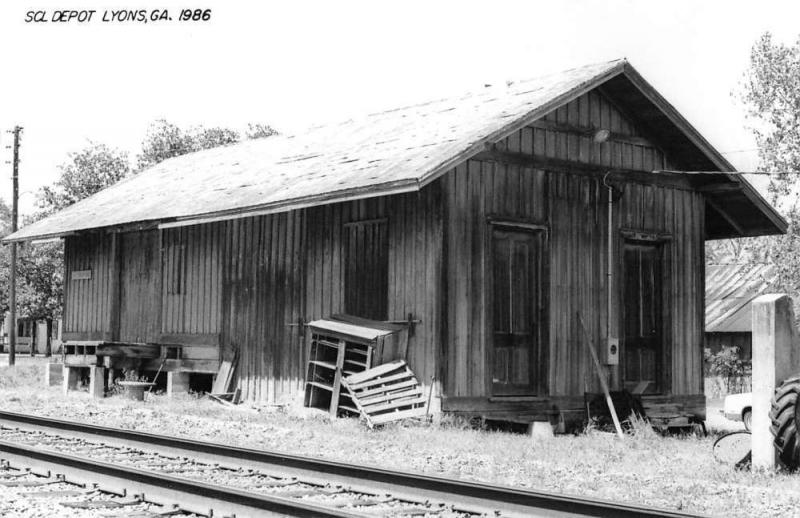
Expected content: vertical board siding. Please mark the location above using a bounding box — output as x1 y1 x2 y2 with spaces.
303 186 443 400
443 89 705 399
59 86 705 406
161 223 223 336
64 234 114 337
118 231 161 343
222 211 307 403
444 162 548 397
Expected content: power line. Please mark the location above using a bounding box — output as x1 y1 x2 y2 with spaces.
654 169 800 176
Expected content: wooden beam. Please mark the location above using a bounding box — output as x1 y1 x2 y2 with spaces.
140 358 221 373
528 120 653 147
473 149 694 190
63 331 112 341
108 233 121 341
706 197 746 237
160 333 220 346
697 183 743 193
96 343 161 359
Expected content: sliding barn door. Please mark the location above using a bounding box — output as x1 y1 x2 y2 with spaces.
491 227 546 395
118 231 161 343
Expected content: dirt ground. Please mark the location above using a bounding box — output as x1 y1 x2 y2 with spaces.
0 359 798 518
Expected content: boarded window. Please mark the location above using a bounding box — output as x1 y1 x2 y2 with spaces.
162 228 186 295
344 219 389 321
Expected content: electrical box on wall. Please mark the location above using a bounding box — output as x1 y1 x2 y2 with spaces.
606 337 619 365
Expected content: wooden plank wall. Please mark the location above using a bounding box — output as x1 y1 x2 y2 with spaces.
443 88 705 399
221 212 305 402
161 223 223 337
443 161 547 397
304 186 443 399
118 230 162 343
63 233 114 339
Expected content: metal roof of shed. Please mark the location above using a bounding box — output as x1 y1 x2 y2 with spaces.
705 263 776 333
3 59 786 242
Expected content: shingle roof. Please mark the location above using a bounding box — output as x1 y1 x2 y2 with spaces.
705 263 776 333
3 59 785 242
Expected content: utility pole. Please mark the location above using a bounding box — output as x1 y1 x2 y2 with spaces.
7 126 22 366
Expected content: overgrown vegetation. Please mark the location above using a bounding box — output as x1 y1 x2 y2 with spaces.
704 346 750 394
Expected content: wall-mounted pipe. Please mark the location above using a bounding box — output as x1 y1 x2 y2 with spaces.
602 171 619 369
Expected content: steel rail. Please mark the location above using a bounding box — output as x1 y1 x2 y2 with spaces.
0 410 704 518
0 439 363 518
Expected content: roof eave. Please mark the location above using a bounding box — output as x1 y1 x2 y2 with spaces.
619 62 787 237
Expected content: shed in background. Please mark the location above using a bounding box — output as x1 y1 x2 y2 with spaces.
705 263 776 360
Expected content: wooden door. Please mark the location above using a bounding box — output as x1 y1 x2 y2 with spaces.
491 228 546 395
622 242 663 394
118 231 161 343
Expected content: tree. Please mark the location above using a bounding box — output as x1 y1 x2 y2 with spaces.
245 123 279 140
136 119 278 170
741 32 800 199
9 143 131 322
707 33 800 311
38 143 131 216
0 198 13 313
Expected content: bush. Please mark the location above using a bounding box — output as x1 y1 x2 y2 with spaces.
704 346 749 393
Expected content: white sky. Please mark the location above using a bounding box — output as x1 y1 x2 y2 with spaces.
1 0 799 215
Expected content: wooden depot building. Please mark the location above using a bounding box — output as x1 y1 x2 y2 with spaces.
3 60 786 425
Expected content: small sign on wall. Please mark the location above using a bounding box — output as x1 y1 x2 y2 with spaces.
72 270 92 281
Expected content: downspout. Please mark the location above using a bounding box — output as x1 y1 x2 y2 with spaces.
602 171 620 385
603 171 613 349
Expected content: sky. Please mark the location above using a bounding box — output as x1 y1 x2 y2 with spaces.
1 0 799 215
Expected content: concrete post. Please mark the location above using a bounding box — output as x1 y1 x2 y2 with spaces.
167 372 191 397
62 366 79 395
751 294 800 469
43 363 63 387
89 366 106 399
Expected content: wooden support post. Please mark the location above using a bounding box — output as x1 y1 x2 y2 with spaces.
62 366 79 395
43 363 63 387
751 294 800 469
329 339 346 416
89 366 106 399
167 372 191 397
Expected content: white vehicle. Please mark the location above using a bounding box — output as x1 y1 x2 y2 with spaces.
722 392 752 430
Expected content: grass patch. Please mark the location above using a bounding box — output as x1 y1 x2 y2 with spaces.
0 363 798 517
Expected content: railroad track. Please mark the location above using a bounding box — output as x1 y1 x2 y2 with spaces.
0 410 704 518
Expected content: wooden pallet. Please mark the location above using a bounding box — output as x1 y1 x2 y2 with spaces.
341 360 427 427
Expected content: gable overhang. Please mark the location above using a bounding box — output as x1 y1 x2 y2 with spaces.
419 62 786 240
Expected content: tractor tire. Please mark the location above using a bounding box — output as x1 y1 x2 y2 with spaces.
769 375 800 470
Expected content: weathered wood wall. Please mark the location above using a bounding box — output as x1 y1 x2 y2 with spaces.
118 231 161 343
63 233 114 340
221 212 306 401
442 89 705 400
161 223 224 339
303 187 443 400
60 86 706 411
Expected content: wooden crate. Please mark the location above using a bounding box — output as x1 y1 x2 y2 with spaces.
341 360 428 427
304 323 375 416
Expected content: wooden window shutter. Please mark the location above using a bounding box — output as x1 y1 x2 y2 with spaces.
344 219 389 321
